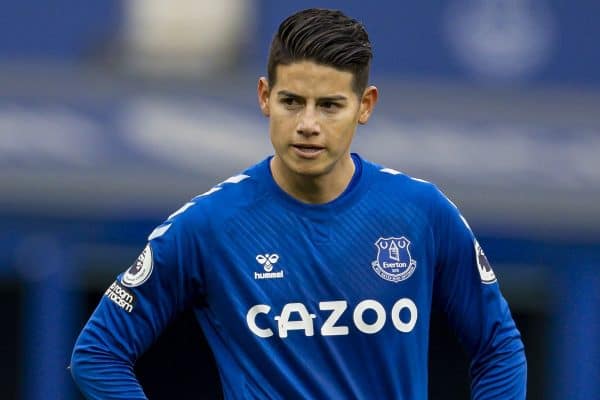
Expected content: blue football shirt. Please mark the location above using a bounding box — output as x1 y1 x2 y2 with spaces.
71 154 526 399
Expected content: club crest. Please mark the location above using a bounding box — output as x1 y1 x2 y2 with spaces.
371 237 417 283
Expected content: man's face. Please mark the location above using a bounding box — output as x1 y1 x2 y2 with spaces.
258 61 376 179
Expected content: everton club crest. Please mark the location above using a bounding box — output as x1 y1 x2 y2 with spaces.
371 237 417 283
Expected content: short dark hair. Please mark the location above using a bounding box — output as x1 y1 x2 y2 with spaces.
267 8 372 96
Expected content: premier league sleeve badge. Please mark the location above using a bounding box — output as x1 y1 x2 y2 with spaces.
121 244 154 287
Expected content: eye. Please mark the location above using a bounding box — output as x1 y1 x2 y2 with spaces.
320 101 341 111
280 97 300 107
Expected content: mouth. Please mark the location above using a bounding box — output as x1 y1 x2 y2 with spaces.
291 144 325 159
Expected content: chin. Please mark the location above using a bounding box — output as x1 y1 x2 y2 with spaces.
294 161 335 178
281 157 326 177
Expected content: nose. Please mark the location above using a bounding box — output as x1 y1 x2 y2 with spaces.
297 105 320 137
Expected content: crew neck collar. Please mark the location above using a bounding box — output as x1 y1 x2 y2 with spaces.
257 153 372 217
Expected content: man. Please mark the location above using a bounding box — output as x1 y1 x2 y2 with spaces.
71 8 526 399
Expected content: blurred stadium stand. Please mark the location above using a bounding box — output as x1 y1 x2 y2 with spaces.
1 1 599 399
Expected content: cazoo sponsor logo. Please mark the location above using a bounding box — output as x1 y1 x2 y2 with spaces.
246 298 417 338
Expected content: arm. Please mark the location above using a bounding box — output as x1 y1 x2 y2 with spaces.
432 192 526 399
71 214 204 399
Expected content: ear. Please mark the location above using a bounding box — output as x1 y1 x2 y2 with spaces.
257 77 271 117
358 85 378 125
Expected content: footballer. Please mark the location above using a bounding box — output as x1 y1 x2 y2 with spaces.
71 8 526 399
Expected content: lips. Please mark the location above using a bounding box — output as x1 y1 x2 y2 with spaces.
293 144 324 151
291 144 325 158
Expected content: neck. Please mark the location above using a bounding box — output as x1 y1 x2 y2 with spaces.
270 155 356 204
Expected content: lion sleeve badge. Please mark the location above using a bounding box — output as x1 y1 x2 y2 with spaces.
475 240 497 284
121 244 154 287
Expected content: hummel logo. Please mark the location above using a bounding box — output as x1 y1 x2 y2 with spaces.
256 254 279 272
255 253 284 280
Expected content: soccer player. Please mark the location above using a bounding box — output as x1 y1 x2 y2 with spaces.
71 8 526 399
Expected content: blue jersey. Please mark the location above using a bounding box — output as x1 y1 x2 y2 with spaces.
71 154 526 399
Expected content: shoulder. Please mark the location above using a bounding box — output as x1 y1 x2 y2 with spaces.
190 171 261 215
147 160 268 241
362 157 449 209
366 160 471 234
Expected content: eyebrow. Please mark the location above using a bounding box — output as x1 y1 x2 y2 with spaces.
276 90 348 102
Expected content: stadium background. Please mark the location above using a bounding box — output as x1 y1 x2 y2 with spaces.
1 1 599 399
